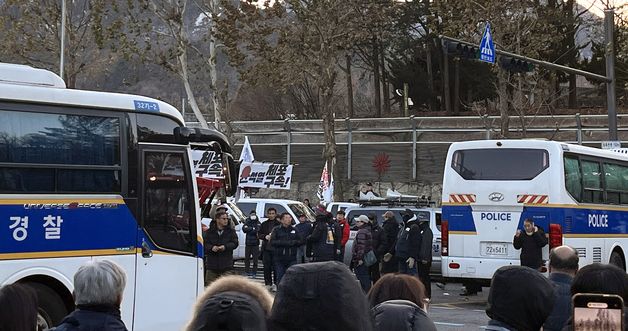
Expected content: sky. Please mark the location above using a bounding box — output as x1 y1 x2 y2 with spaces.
577 0 627 18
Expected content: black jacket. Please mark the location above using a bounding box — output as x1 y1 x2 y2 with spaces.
543 273 574 331
351 224 373 265
258 218 280 251
394 220 421 260
512 228 548 269
372 300 436 331
204 225 238 270
270 225 302 262
418 222 433 263
371 224 388 259
51 305 127 331
242 217 261 246
308 220 341 262
382 217 400 254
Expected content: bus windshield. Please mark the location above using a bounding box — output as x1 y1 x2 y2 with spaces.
451 148 549 180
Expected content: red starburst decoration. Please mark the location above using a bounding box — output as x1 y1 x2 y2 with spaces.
372 153 391 176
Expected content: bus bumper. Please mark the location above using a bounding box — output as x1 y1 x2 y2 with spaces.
441 256 520 280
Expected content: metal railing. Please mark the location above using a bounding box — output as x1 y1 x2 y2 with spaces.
188 113 627 181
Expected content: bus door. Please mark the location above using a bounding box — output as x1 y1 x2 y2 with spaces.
133 146 200 331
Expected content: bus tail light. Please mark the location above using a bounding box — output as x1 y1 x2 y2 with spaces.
449 263 460 269
549 223 562 248
441 220 449 256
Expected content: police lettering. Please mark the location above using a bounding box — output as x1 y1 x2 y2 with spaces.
480 212 511 221
588 214 608 228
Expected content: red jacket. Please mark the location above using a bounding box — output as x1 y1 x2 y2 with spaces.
338 218 350 247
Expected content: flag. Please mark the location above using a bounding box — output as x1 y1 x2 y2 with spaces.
240 136 254 163
317 161 334 204
235 136 254 200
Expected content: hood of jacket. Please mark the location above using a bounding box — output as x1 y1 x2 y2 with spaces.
486 266 555 331
372 300 436 331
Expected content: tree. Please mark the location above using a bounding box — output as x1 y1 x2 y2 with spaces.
218 0 373 199
0 0 112 88
110 0 213 129
433 0 566 136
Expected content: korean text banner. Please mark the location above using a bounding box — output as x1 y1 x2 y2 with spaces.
192 150 224 179
238 162 292 190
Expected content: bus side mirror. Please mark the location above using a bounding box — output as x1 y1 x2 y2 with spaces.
222 153 240 196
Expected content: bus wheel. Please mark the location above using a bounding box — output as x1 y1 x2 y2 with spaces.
24 282 68 329
610 251 625 271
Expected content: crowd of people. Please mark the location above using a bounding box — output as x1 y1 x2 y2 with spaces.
2 252 627 331
206 204 435 295
3 206 628 330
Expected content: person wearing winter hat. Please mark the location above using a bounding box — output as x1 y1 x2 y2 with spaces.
485 265 556 331
394 210 422 276
269 261 373 331
352 215 374 292
185 275 273 331
307 213 341 262
242 210 262 278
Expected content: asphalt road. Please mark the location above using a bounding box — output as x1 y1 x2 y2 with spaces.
233 261 489 330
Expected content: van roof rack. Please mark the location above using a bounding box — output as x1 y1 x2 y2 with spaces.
358 196 435 208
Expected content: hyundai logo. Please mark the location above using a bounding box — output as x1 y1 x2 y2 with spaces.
489 192 504 202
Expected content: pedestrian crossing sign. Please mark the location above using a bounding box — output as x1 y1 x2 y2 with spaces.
479 22 495 64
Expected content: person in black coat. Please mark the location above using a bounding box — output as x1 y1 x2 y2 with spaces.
394 211 422 276
204 211 239 285
242 211 262 278
417 216 434 298
271 213 302 283
381 211 400 274
295 214 313 263
512 218 548 270
543 246 579 331
369 213 387 283
52 260 128 331
258 208 280 289
307 213 341 262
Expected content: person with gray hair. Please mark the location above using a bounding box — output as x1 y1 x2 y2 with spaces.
52 259 128 331
543 245 579 331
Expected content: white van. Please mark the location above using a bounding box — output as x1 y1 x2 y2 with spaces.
236 198 317 222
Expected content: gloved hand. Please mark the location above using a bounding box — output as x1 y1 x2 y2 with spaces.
383 253 393 262
406 257 415 269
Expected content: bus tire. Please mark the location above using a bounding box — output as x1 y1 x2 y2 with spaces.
610 251 625 271
24 282 68 329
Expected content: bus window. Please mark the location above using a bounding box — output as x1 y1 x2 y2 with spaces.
143 151 195 254
582 160 603 204
564 156 582 202
451 149 548 180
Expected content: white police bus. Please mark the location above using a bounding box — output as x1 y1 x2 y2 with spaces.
441 139 628 285
0 63 237 330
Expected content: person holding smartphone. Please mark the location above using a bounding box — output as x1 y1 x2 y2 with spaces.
512 218 548 270
567 263 628 331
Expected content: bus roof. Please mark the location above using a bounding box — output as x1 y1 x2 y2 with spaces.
449 139 628 162
0 63 184 124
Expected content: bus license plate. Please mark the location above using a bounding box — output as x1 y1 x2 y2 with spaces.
482 242 508 256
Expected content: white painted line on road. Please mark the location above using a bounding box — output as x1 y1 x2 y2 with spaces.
472 309 485 312
430 306 460 310
434 322 465 327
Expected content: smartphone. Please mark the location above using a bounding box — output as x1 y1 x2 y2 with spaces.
573 293 624 331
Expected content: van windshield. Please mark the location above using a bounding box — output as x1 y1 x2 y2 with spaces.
451 148 549 180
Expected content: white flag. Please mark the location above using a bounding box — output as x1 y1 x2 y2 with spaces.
317 162 334 204
240 136 255 162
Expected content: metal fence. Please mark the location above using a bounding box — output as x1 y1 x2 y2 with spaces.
189 113 628 185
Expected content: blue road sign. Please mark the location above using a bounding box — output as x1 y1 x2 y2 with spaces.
479 22 495 64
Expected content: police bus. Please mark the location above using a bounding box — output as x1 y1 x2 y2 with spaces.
0 63 237 330
441 139 628 285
